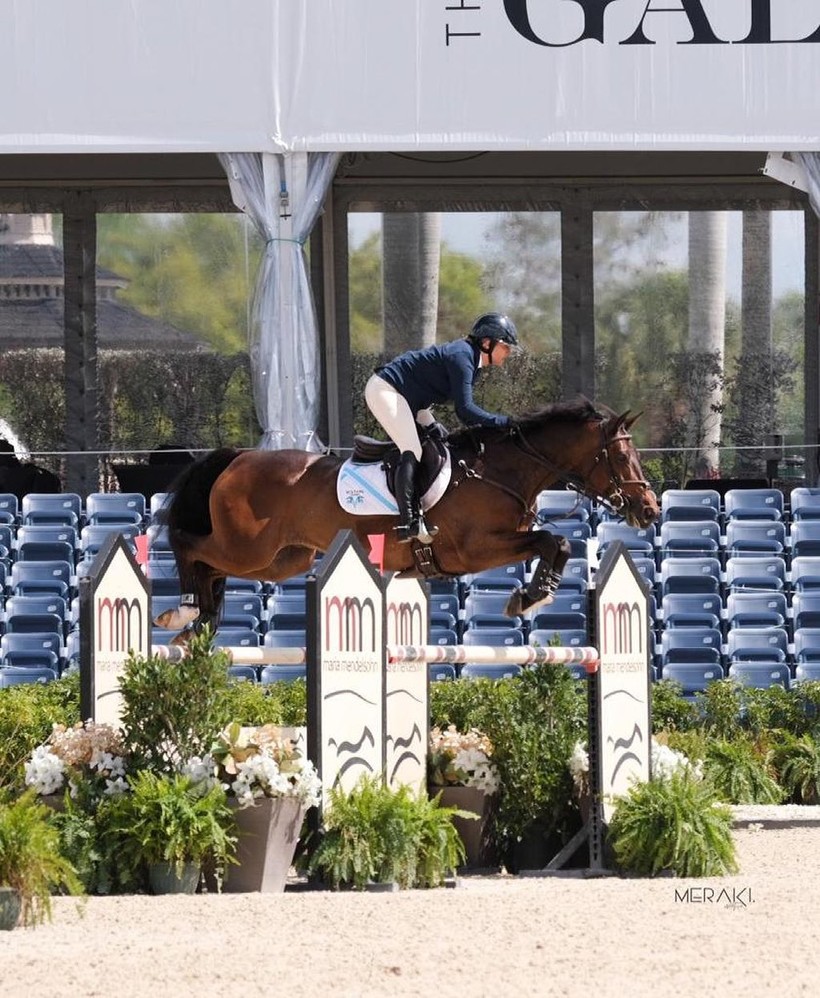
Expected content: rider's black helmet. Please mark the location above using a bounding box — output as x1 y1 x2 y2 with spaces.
469 312 519 347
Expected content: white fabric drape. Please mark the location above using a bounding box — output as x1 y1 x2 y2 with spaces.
794 153 820 219
218 151 339 451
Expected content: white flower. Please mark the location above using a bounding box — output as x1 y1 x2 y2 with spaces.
651 739 701 780
180 754 220 793
24 745 66 795
104 776 129 796
568 741 589 780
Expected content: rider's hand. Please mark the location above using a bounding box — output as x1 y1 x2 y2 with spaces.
427 421 449 443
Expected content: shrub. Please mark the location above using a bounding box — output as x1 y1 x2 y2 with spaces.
307 775 465 890
698 679 744 741
703 738 784 804
0 674 79 794
220 674 306 726
651 679 699 732
118 629 231 773
608 770 738 878
767 733 820 804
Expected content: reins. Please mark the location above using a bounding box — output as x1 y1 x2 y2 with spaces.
453 418 647 522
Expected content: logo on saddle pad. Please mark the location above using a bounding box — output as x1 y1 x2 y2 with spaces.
336 443 451 517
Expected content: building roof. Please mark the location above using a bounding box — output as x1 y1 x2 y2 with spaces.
0 243 122 284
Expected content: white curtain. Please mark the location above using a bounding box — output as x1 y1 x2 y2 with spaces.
794 153 820 219
218 151 339 451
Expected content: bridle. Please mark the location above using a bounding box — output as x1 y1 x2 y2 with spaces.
510 419 651 518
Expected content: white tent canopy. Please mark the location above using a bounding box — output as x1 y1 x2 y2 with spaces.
3 0 820 154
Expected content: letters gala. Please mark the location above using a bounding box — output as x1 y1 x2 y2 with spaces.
387 600 424 645
325 595 377 653
97 597 144 653
503 0 820 47
602 601 643 655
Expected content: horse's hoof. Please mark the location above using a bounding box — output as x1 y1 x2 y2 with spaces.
153 605 200 630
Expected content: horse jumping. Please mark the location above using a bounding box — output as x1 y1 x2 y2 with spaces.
154 399 659 641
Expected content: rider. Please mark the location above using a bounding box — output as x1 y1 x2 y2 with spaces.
365 312 519 544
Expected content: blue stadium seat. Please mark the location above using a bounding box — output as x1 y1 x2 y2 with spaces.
21 493 83 527
0 648 60 672
429 628 458 646
530 611 587 633
149 493 170 519
662 593 722 630
791 523 820 560
529 628 588 648
428 663 457 682
225 577 265 595
463 592 521 629
429 593 459 620
79 524 140 561
266 594 307 631
462 562 526 593
793 628 820 664
789 557 820 593
85 492 146 526
223 593 265 621
556 522 593 559
260 664 306 685
725 592 787 630
660 627 723 665
724 556 786 593
725 520 786 559
728 662 790 690
430 611 458 632
724 488 784 522
794 662 820 684
789 488 820 522
1 632 62 660
536 490 591 524
462 627 524 647
0 666 59 687
0 494 19 524
146 524 174 560
659 520 721 559
792 593 820 631
556 558 589 594
227 665 258 683
15 525 78 563
595 521 656 559
661 662 725 697
660 557 721 598
263 629 306 649
8 560 73 598
725 626 788 663
147 561 180 597
661 489 721 523
212 627 260 649
460 663 523 681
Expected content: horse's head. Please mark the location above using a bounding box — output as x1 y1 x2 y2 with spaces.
572 410 658 528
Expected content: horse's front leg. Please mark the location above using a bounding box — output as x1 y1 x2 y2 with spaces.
504 531 571 618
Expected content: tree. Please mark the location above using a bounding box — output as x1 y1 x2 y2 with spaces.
382 213 441 354
687 212 728 476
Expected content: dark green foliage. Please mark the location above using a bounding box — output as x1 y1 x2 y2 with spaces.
0 674 80 794
608 770 738 878
307 775 465 890
220 675 307 726
118 628 232 773
651 679 699 733
767 733 820 804
703 738 784 805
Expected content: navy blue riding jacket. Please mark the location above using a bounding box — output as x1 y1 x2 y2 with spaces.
375 339 511 429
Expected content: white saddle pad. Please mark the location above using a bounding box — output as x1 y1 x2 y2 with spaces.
336 453 451 517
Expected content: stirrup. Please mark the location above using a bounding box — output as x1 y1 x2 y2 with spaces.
395 518 439 545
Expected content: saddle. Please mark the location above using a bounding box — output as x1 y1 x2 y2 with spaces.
350 433 448 499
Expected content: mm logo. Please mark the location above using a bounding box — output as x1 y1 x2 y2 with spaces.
325 596 377 652
97 597 145 653
387 600 424 645
601 601 644 655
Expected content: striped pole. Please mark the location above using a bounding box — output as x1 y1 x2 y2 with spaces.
151 643 598 672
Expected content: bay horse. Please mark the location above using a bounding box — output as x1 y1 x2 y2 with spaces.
154 399 659 641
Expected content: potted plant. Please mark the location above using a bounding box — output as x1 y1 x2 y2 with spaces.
307 774 466 890
23 720 129 804
0 790 82 929
203 722 322 892
428 724 500 868
107 771 236 894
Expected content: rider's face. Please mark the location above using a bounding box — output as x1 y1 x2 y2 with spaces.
482 339 513 366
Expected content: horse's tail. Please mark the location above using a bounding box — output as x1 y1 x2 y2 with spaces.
157 447 241 594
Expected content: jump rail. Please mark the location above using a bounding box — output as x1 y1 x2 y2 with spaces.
150 643 599 672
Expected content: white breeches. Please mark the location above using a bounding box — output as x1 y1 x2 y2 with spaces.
365 374 433 461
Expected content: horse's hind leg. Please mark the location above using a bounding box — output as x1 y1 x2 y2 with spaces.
504 531 571 617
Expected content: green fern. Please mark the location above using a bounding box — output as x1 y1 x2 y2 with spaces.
608 770 737 878
704 738 784 804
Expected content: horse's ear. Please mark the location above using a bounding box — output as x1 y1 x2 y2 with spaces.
619 410 643 431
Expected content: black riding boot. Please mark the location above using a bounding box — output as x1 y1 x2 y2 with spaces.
394 450 438 544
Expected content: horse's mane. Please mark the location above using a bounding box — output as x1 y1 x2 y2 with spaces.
448 397 613 447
